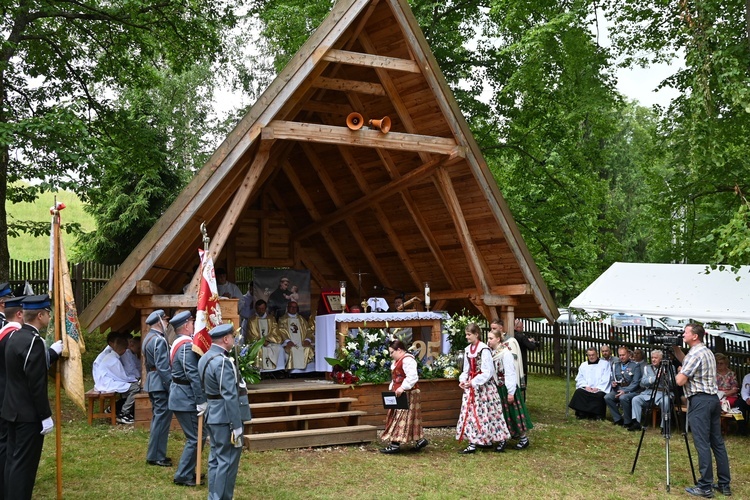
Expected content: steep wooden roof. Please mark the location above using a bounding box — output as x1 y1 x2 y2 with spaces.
80 0 558 333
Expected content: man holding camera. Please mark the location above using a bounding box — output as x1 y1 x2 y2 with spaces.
673 323 731 498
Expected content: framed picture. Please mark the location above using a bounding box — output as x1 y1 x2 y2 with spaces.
321 291 348 313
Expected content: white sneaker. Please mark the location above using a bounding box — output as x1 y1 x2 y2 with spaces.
117 414 134 425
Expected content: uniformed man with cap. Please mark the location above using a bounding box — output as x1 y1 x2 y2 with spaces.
0 294 25 499
0 283 13 329
1 294 63 499
167 310 206 487
198 324 243 500
143 309 173 467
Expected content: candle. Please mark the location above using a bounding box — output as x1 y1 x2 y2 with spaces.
424 282 430 310
340 281 347 311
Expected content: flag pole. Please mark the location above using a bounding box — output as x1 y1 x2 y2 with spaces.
52 199 63 499
195 222 210 486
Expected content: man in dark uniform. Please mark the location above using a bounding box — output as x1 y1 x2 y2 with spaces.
199 324 243 500
1 294 62 500
167 311 206 487
143 309 173 467
0 295 25 499
0 283 12 328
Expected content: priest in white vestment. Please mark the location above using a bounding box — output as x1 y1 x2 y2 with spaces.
93 334 141 421
278 301 315 371
568 347 612 420
247 299 288 371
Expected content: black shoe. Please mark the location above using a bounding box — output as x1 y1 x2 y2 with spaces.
174 479 196 487
612 419 624 426
627 422 642 432
379 444 400 454
459 444 476 454
147 460 172 467
514 437 529 450
712 484 732 496
495 441 507 452
685 486 715 498
415 438 428 451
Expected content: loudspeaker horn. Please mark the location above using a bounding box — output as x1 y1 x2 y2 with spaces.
346 112 364 130
369 116 391 134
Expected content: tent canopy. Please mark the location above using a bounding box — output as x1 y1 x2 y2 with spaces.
569 262 750 322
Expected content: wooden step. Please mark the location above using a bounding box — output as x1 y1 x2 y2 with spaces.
249 397 357 410
244 424 377 451
249 410 365 425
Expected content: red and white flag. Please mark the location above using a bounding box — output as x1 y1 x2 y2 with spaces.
192 249 221 356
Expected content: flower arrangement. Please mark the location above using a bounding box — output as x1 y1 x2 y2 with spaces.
417 353 460 380
442 310 484 354
326 327 393 384
232 338 265 385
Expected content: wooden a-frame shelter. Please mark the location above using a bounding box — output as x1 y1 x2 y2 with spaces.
80 0 559 334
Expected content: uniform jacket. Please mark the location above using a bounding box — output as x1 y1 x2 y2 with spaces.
1 324 58 422
612 359 642 394
168 336 206 412
198 344 242 429
143 327 171 393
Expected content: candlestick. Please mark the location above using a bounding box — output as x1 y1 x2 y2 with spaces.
340 281 347 311
424 282 430 312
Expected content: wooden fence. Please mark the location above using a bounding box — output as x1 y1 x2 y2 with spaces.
7 259 118 313
518 320 750 381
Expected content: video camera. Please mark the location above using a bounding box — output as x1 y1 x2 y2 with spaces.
648 328 682 347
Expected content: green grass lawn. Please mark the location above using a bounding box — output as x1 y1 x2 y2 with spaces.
36 374 749 499
6 186 95 261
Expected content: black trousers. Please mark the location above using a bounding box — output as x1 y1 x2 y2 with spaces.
4 421 44 500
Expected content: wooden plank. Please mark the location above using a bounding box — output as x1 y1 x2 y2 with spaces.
135 280 166 295
313 76 386 96
323 49 420 73
250 410 366 425
430 284 530 300
245 425 377 452
249 397 357 410
262 121 464 157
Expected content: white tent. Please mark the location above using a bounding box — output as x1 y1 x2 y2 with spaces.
569 262 750 322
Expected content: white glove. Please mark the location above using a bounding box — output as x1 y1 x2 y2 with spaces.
232 427 243 448
196 402 207 416
50 340 63 355
41 417 54 435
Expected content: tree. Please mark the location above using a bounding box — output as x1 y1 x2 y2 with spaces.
0 0 241 280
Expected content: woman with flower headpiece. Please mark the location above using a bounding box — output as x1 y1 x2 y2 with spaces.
379 339 428 454
455 323 510 454
487 328 533 450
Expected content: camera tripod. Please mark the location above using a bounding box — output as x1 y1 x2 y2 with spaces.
631 354 696 492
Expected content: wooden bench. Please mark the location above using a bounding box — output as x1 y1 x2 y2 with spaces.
85 389 117 425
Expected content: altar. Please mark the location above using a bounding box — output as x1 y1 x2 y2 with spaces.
314 311 447 372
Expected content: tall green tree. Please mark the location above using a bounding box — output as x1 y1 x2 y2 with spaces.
0 0 240 279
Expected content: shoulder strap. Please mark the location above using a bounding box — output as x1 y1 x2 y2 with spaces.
201 352 225 393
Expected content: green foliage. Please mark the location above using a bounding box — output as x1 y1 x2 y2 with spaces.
233 338 266 385
442 310 484 353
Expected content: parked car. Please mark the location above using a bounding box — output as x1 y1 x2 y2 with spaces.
610 313 670 331
659 317 690 332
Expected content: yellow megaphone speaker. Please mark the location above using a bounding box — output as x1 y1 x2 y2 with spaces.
346 112 364 130
369 116 391 134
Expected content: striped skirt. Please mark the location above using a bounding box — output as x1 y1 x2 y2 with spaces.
381 388 424 444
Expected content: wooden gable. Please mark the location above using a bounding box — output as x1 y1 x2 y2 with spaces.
80 0 558 333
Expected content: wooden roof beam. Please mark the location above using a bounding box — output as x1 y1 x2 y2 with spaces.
294 154 453 241
312 76 386 96
262 121 465 157
430 284 531 300
322 49 421 73
433 167 491 294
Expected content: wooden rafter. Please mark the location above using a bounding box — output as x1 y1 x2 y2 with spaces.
322 49 420 73
312 76 386 96
294 154 452 241
430 284 531 300
262 121 464 157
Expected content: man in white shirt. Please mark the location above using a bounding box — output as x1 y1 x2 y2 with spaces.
216 268 242 299
568 347 611 420
93 332 140 424
120 333 142 382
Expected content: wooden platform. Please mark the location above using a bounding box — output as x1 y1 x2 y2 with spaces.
134 377 462 451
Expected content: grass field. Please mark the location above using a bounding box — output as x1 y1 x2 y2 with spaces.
35 374 749 499
6 185 95 261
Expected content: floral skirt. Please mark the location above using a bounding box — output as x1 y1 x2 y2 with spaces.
381 389 424 444
455 382 510 445
498 383 533 437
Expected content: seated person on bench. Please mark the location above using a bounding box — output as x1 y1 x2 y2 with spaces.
247 299 288 372
93 332 140 424
277 301 315 372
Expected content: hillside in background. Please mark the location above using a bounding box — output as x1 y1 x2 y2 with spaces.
6 186 95 262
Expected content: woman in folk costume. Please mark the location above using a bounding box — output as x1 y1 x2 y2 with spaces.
455 323 510 454
487 329 533 451
379 339 428 454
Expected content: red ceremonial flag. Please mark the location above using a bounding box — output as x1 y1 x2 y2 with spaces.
193 249 221 356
